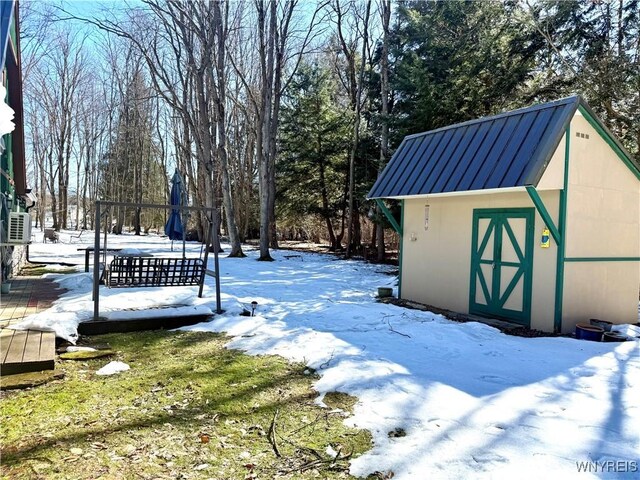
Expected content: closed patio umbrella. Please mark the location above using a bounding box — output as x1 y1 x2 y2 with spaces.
165 169 185 255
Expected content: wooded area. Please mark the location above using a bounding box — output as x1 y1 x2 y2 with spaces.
21 0 640 262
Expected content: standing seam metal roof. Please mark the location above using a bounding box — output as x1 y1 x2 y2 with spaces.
369 96 588 199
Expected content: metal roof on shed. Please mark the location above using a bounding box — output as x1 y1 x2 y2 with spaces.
368 96 604 199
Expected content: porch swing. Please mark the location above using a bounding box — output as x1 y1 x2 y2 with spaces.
91 198 223 322
105 209 210 289
105 234 209 288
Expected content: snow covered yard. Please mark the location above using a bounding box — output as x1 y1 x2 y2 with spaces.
21 232 640 479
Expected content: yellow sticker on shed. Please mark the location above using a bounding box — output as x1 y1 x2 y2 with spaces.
541 228 550 248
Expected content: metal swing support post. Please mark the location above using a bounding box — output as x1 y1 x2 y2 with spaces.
92 200 223 321
199 211 221 314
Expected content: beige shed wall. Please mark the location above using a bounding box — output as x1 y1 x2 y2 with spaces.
560 114 640 329
401 190 559 332
536 136 565 190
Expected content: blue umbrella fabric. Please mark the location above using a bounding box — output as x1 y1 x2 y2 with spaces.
165 169 185 241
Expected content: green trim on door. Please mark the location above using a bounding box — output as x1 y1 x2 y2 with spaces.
469 208 535 326
525 186 560 245
373 198 404 298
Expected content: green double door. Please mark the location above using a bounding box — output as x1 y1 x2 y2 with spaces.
469 208 534 326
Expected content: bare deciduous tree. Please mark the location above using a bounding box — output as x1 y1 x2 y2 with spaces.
332 0 372 258
69 1 245 255
376 0 390 262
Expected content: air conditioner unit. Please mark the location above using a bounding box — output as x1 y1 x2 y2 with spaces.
8 212 32 244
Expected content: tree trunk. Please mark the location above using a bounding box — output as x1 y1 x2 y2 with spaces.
213 0 245 258
257 0 277 261
343 0 371 258
377 0 391 262
318 152 337 250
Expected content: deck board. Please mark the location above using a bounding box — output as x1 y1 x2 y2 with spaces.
39 332 55 361
23 330 42 362
0 329 55 376
0 329 13 363
4 330 28 364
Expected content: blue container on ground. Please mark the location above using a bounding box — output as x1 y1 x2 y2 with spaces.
575 323 604 341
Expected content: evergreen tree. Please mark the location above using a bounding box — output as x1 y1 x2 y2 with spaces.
99 69 165 234
277 62 351 250
391 0 543 139
527 0 640 161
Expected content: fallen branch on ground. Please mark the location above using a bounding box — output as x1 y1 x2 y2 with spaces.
318 350 335 369
268 408 281 458
283 447 352 474
384 315 411 338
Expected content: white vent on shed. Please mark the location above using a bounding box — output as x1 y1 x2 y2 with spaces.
7 212 32 244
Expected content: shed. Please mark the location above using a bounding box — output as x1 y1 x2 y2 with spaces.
368 96 640 333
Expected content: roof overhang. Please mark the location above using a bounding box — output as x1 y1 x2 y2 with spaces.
371 186 532 201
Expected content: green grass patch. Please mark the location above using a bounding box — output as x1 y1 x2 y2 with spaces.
0 330 371 479
58 350 115 360
0 371 65 391
324 391 359 413
19 264 77 276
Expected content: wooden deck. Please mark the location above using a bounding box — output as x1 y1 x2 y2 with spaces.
1 276 66 377
1 329 55 376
